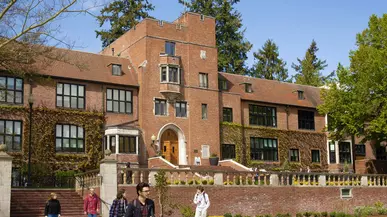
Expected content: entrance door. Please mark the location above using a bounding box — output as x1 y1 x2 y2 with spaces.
161 129 179 165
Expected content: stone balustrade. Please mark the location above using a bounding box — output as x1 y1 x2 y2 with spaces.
75 169 101 191
117 168 387 188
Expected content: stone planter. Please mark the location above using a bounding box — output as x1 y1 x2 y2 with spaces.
209 157 219 166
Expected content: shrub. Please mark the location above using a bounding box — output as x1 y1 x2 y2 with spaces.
320 212 328 217
296 213 303 217
224 213 232 217
194 180 201 185
329 212 336 217
188 180 194 185
174 180 180 185
304 212 313 217
180 180 186 185
263 215 272 217
180 205 195 217
313 212 321 217
209 180 214 185
201 180 208 185
235 214 243 217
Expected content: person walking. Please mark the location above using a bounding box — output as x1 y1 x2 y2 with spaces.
84 188 100 217
44 193 61 217
109 189 128 217
193 186 210 217
125 182 155 217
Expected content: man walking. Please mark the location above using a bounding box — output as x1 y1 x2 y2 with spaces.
125 182 155 217
84 188 100 217
193 186 210 217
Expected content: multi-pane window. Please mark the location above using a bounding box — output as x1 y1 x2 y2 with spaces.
175 101 187 117
219 79 227 90
0 76 23 104
249 105 276 127
250 137 278 161
0 120 22 151
112 64 122 76
298 110 315 130
312 150 320 163
329 141 336 163
106 88 132 114
245 83 252 93
55 124 84 153
202 104 208 120
221 144 236 160
160 66 180 84
355 144 366 156
223 107 233 122
165 41 175 56
119 136 136 154
199 73 208 88
339 142 351 163
56 83 85 109
289 149 299 162
155 99 167 116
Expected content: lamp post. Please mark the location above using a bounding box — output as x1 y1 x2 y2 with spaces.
27 94 34 187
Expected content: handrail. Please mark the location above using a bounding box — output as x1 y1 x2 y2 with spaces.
73 175 112 209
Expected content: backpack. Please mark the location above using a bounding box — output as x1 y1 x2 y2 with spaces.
202 192 208 204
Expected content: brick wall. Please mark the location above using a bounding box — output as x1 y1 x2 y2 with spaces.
120 186 387 217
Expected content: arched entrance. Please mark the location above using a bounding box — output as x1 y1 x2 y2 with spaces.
160 129 179 165
157 123 187 165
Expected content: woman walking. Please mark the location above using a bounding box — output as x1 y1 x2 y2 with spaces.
110 189 128 217
44 193 61 217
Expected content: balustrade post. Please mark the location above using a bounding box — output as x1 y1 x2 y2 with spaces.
270 174 279 186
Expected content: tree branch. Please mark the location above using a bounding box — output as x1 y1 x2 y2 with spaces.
0 0 17 21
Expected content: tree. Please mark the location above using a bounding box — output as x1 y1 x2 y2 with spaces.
318 14 387 146
0 0 98 79
96 0 154 48
292 40 333 86
249 39 290 82
179 0 252 75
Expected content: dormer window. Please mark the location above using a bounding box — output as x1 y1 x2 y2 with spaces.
297 90 304 100
245 83 252 93
160 65 180 84
112 64 122 76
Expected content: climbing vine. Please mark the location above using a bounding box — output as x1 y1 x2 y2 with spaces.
1 105 104 172
220 122 328 171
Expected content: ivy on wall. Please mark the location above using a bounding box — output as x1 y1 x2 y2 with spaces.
220 122 328 171
1 105 105 172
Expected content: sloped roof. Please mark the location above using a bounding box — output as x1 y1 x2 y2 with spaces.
219 72 322 108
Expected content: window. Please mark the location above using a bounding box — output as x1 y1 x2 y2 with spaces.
112 64 122 76
106 88 132 114
329 141 336 163
199 73 208 88
221 144 235 160
312 150 320 163
250 137 278 161
155 99 167 116
0 120 22 151
202 104 208 120
340 188 352 199
223 107 233 122
200 14 205 21
376 146 387 160
160 66 180 84
119 136 136 154
165 41 175 56
0 76 23 104
298 90 304 100
202 145 210 158
289 149 299 162
355 144 366 156
175 101 187 117
249 105 277 127
219 79 227 90
298 110 315 130
57 83 85 109
245 83 252 93
55 124 84 153
339 142 351 163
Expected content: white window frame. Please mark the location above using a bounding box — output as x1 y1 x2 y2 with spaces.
327 140 353 165
199 73 208 88
201 145 210 159
160 65 180 84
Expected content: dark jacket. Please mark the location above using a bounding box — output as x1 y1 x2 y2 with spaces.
44 199 61 215
124 198 155 217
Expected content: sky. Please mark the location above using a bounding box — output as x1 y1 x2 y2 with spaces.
55 0 387 77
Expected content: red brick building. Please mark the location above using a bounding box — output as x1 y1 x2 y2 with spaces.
1 12 381 174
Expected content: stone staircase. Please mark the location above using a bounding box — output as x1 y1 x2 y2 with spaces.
11 189 85 217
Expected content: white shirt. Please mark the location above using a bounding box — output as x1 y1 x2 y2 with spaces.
193 192 210 210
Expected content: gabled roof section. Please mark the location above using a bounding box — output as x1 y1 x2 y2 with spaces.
219 72 322 108
37 48 138 86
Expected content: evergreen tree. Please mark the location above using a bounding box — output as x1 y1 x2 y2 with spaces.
179 0 252 74
249 39 289 81
292 40 333 86
96 0 154 48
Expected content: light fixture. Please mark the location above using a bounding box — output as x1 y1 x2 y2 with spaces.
151 134 156 143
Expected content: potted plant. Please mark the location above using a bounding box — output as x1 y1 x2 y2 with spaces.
209 153 219 166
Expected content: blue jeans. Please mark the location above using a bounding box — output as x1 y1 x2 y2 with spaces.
88 214 97 217
48 215 58 217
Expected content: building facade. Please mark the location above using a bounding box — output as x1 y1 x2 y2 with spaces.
1 12 382 175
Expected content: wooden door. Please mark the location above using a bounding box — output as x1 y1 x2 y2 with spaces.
170 141 179 165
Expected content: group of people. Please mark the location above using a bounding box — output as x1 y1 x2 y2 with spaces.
44 182 210 217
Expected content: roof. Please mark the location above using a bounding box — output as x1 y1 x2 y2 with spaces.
219 72 322 108
36 48 138 86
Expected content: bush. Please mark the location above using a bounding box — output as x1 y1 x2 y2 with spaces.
224 213 232 217
296 213 303 217
180 180 186 185
188 180 194 185
304 212 313 217
201 180 208 185
174 180 180 185
194 180 201 185
235 214 243 217
209 180 214 185
180 205 195 217
321 212 328 217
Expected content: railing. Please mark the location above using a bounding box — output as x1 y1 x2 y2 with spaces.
118 168 387 187
74 169 101 192
12 175 76 188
